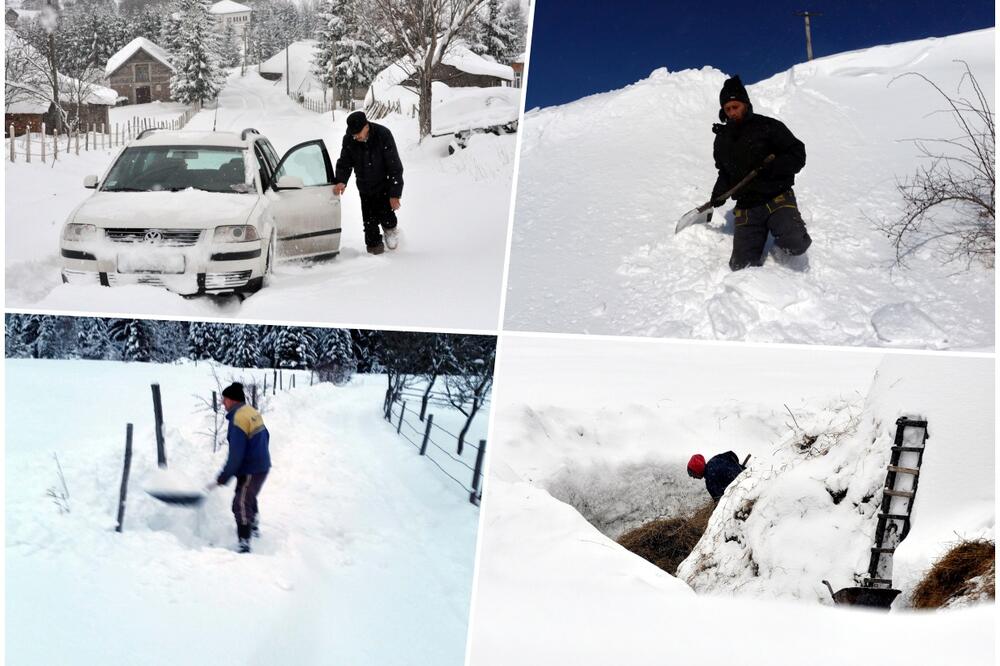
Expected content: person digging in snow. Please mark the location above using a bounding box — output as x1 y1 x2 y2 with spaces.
711 76 811 271
214 382 270 553
687 451 746 501
332 110 404 255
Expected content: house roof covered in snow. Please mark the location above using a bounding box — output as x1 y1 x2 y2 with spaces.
105 37 174 77
209 0 251 14
441 42 514 80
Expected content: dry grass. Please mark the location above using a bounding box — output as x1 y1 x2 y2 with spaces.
911 539 995 608
617 501 716 575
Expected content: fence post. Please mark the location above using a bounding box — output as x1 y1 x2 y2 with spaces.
263 373 268 395
419 414 433 456
9 125 14 162
53 129 58 159
24 129 30 163
75 130 80 155
101 123 105 149
250 383 257 408
40 123 46 162
273 369 277 395
116 423 134 532
150 383 167 467
85 126 89 151
397 401 406 434
469 439 487 505
211 390 219 453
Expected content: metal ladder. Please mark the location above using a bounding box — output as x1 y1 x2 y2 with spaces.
865 417 929 589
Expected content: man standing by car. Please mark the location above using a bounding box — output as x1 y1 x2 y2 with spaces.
214 382 270 554
332 110 404 255
711 76 812 271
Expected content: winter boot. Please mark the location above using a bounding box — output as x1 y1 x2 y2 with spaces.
252 516 260 538
237 524 252 553
238 537 251 554
367 243 385 255
384 227 400 250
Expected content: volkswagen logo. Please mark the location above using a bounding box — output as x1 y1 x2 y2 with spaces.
144 230 163 244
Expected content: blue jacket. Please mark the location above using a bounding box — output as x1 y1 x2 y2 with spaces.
705 451 744 500
218 403 271 484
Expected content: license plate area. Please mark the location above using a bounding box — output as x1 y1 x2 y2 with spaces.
117 252 186 274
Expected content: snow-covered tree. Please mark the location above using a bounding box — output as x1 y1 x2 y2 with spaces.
217 20 242 68
109 319 155 362
444 335 495 454
265 326 315 368
187 321 220 361
169 0 226 105
226 324 262 368
77 317 111 360
312 0 381 107
4 315 34 358
313 328 356 384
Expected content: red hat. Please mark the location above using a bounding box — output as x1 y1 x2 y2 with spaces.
687 454 706 478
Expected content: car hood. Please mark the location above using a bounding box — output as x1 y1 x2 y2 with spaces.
69 190 260 229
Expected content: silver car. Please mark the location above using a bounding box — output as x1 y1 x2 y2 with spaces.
60 128 342 295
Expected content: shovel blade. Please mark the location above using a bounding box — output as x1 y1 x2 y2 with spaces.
146 489 207 506
675 207 711 234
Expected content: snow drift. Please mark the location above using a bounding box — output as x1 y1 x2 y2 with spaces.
504 29 995 349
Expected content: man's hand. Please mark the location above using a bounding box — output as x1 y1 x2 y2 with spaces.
389 197 401 211
711 196 727 208
333 183 346 196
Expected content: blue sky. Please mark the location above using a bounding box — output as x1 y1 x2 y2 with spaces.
524 0 995 109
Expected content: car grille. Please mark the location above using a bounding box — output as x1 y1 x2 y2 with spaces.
106 228 202 246
205 270 252 289
106 273 168 287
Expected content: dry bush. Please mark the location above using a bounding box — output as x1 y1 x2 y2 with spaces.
911 539 995 608
617 501 716 575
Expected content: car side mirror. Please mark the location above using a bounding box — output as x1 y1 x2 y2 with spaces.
83 175 99 189
274 175 304 191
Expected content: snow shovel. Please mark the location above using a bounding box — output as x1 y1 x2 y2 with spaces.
145 486 213 507
144 469 216 507
674 154 776 234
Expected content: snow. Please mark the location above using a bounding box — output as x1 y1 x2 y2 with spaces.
209 0 251 14
5 359 482 665
106 37 175 76
431 86 520 135
504 29 995 350
468 336 995 664
440 42 514 81
5 68 514 330
259 40 325 94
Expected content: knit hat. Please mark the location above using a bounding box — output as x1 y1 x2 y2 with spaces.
346 110 368 134
222 382 246 403
719 76 752 121
687 454 706 478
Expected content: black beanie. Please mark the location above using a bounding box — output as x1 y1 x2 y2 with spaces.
346 111 368 134
719 75 751 107
222 382 246 402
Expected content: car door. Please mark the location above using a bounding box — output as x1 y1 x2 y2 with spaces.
265 139 342 260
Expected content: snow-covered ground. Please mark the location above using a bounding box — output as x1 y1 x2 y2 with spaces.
504 29 995 349
5 360 483 665
5 67 515 330
468 337 995 665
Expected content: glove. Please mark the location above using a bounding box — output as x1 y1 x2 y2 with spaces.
711 195 727 208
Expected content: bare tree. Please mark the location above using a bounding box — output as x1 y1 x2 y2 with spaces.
370 0 486 138
444 336 494 455
875 61 995 268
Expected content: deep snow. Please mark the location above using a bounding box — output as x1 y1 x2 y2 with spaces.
5 360 484 665
504 29 995 349
5 67 515 330
467 336 995 665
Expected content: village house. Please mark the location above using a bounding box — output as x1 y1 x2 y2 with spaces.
209 0 252 39
105 37 175 105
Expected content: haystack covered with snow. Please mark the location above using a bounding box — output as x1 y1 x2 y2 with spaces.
258 40 325 94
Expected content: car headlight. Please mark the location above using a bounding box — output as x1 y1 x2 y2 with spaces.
214 225 260 242
62 223 98 241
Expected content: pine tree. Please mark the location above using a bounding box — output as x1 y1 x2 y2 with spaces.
498 0 526 62
169 0 226 105
4 315 32 359
312 0 381 107
227 324 262 368
217 20 242 68
313 328 356 384
109 319 154 362
77 317 112 360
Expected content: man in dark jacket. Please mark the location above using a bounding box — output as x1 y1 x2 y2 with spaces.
215 382 271 553
711 76 812 271
687 452 745 501
332 110 404 255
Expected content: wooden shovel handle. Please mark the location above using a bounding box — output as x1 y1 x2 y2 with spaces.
700 153 776 212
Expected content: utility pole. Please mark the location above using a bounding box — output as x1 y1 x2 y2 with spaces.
285 42 290 96
795 10 821 61
330 40 337 121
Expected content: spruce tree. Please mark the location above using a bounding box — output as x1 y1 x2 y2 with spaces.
77 317 111 360
169 0 226 105
227 324 262 368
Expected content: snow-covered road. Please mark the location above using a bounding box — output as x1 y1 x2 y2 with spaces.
5 360 481 665
504 29 994 349
5 70 515 330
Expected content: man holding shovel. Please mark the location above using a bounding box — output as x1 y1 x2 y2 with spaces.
709 76 811 270
214 382 270 554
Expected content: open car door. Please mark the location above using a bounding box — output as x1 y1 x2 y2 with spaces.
266 139 342 260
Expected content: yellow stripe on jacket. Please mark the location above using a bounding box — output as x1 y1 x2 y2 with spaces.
234 405 266 438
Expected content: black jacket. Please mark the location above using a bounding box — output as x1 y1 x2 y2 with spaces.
705 451 744 501
333 123 404 198
711 111 805 209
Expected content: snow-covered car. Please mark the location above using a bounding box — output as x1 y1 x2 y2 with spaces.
60 128 341 295
430 87 520 154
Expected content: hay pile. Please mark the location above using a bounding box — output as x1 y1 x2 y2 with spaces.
911 539 995 608
617 501 716 575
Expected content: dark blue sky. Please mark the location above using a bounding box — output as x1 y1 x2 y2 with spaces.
525 0 995 109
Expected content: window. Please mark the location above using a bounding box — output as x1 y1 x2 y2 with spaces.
135 63 150 83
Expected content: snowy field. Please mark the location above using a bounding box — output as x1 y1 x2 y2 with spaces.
468 337 995 665
5 68 515 330
504 29 995 349
5 360 484 665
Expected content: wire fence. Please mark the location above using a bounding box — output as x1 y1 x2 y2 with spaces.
385 396 486 506
6 107 197 163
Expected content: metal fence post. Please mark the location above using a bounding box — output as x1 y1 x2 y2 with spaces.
9 125 14 162
420 414 433 456
40 123 46 162
115 423 134 532
397 401 406 434
151 384 167 467
469 439 487 505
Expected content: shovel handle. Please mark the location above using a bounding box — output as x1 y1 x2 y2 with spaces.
701 154 776 210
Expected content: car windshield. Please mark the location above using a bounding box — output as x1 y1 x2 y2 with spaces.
102 146 252 193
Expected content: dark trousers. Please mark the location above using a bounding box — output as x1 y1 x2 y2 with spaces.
730 190 812 271
359 188 398 248
233 472 267 539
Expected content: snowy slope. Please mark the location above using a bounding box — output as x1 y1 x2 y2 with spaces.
5 360 482 665
5 69 514 330
504 29 995 349
467 337 995 664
